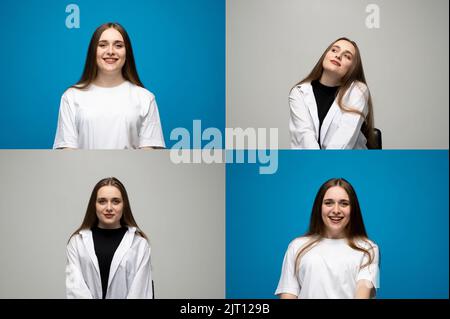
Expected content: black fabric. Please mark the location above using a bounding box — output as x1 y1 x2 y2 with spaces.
311 80 340 130
92 226 127 299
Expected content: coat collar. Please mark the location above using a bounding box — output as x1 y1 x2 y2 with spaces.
298 81 340 147
297 82 319 135
107 227 137 289
79 226 137 291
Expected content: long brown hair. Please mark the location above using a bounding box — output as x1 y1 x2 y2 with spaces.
73 22 144 89
69 177 148 240
294 178 376 273
293 37 376 148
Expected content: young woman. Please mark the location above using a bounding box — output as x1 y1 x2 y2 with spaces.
275 178 379 299
289 37 376 149
66 177 153 299
53 22 165 149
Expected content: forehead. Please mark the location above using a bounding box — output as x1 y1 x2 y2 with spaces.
99 28 124 42
332 40 356 55
97 185 122 198
323 186 349 200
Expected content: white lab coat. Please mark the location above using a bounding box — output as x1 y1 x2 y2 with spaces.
289 81 369 149
66 226 153 299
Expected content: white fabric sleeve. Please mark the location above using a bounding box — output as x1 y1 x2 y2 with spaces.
357 243 380 289
138 95 166 148
65 238 93 299
289 87 321 149
274 243 300 297
53 91 79 149
325 83 369 149
127 242 153 299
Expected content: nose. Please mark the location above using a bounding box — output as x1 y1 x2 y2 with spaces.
332 203 340 214
334 53 342 61
106 202 113 212
106 45 114 55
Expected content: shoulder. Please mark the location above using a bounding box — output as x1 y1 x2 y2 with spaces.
128 82 155 101
346 81 369 99
129 228 150 248
67 232 84 248
355 238 379 252
61 87 77 99
287 236 314 252
290 82 312 97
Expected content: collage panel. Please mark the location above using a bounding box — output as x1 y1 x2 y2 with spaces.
0 151 225 298
0 0 225 149
227 0 449 149
226 150 449 298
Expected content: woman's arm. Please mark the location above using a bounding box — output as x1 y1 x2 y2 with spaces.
138 95 166 149
53 92 79 149
355 279 374 299
275 241 301 298
355 242 380 298
279 293 298 299
289 87 321 149
138 146 164 150
324 82 369 149
127 242 153 299
65 239 93 299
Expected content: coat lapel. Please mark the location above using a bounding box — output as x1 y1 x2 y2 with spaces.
320 101 339 146
299 83 320 136
80 229 100 277
107 227 136 289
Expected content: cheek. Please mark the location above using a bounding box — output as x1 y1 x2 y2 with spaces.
321 207 329 221
343 209 351 221
116 204 124 214
342 61 353 73
96 49 104 58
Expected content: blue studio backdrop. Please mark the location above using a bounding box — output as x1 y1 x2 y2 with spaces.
226 150 449 299
0 0 224 148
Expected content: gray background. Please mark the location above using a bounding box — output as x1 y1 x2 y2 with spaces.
227 0 449 149
0 151 224 298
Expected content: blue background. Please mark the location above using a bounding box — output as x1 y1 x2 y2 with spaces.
226 150 449 299
0 0 224 148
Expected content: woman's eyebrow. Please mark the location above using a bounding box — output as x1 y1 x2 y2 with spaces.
332 45 353 56
98 40 124 44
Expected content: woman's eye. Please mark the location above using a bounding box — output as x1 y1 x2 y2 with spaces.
115 44 124 49
98 199 106 204
113 200 121 204
345 55 351 60
324 201 333 206
340 202 349 207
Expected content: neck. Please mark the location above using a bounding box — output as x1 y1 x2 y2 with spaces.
323 232 346 239
319 71 342 87
94 72 125 88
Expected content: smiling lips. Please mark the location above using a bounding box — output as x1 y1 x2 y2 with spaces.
330 59 341 67
328 216 344 224
103 58 118 64
104 214 115 218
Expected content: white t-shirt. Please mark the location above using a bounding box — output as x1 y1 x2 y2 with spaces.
53 81 165 149
275 237 380 299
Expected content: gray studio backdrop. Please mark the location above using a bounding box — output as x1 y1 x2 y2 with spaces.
0 151 224 298
227 0 449 149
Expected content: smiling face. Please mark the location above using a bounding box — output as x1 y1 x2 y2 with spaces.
322 39 356 81
96 27 126 76
321 186 351 238
95 185 124 229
